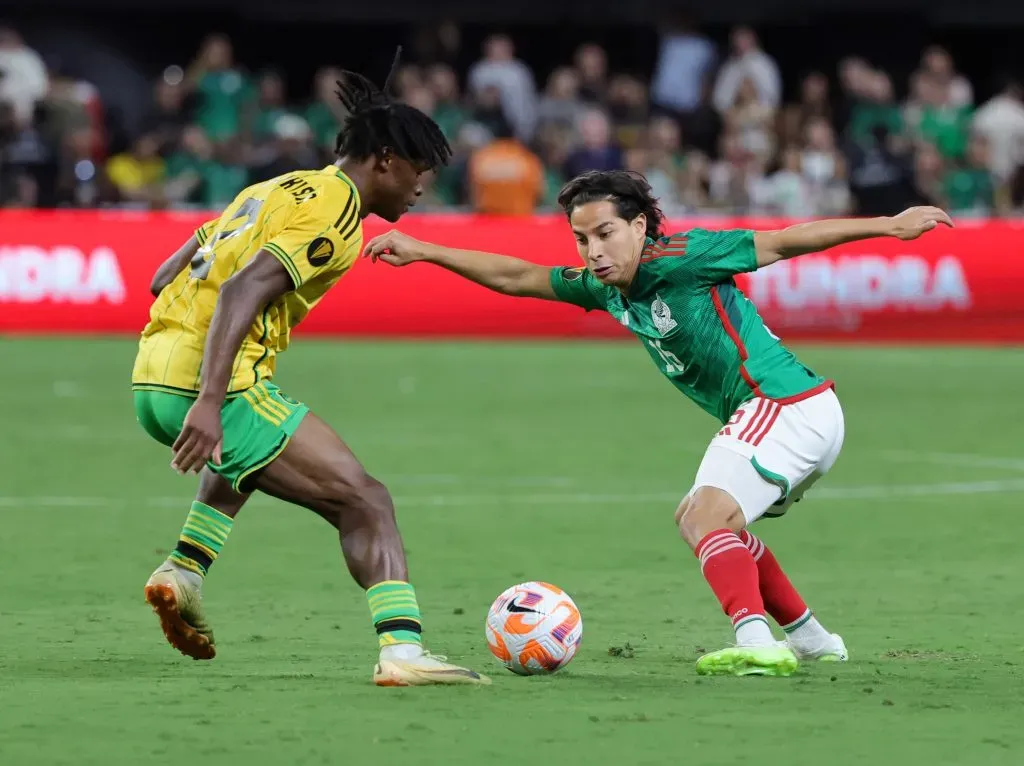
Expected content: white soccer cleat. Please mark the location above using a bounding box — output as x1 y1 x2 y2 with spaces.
373 651 491 687
778 633 848 662
144 562 216 660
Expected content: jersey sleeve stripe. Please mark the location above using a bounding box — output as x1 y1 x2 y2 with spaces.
333 193 356 233
339 209 361 241
264 242 302 287
337 197 361 241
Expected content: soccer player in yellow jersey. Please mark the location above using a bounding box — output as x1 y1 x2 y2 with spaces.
131 56 488 686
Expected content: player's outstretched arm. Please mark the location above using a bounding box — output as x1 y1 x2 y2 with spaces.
753 206 954 268
170 251 294 475
151 235 202 296
364 230 557 300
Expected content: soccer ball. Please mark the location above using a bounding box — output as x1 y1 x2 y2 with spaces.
485 581 583 675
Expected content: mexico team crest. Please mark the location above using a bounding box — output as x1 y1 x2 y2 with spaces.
651 294 677 334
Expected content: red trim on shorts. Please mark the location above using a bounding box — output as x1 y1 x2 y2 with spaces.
711 286 764 397
738 399 767 442
751 403 782 446
772 380 835 406
741 400 774 444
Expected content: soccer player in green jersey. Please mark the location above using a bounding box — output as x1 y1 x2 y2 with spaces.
365 170 953 677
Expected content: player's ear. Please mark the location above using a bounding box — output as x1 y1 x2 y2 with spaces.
632 213 647 238
375 148 394 173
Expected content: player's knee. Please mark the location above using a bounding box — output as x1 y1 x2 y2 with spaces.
676 487 745 550
322 469 395 524
356 477 396 522
673 497 691 527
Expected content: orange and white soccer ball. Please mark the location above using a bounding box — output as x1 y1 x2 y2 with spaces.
485 581 583 675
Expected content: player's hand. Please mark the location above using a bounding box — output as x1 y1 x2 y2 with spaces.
363 230 431 267
171 397 223 475
888 206 954 240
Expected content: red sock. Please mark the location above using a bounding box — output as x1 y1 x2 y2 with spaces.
738 529 808 626
694 530 767 628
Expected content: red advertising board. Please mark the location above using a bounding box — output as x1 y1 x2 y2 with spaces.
1 210 1022 342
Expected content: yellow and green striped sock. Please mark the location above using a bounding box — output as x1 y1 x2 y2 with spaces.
367 580 423 647
168 501 233 578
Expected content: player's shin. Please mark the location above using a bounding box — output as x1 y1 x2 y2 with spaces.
334 479 425 660
695 530 774 647
738 530 832 653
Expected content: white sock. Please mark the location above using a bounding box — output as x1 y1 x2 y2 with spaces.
783 611 832 652
380 643 424 662
734 615 776 647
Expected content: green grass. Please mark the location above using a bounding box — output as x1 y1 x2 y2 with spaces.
3 338 1024 765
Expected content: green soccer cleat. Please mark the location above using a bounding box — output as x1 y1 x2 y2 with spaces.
696 645 799 677
144 562 216 660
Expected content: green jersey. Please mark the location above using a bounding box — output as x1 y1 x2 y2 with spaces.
549 229 831 423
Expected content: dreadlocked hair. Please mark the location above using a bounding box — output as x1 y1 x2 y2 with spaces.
557 170 665 241
334 47 452 170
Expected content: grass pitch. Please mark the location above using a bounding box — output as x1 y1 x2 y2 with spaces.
2 339 1023 765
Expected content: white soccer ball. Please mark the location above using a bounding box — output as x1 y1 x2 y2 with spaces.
485 581 583 675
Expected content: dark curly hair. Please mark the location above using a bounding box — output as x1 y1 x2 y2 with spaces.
334 47 452 170
557 170 665 240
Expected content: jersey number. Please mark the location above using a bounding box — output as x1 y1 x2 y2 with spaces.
190 198 264 280
647 339 686 374
718 411 744 437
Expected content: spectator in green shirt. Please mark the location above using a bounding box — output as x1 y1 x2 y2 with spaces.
164 125 212 205
848 71 903 147
534 122 573 209
909 75 972 159
247 70 291 144
163 124 247 209
204 141 249 209
305 67 345 158
943 133 995 215
426 64 467 142
187 34 253 141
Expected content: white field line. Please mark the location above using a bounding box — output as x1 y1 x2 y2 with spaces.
26 428 461 449
4 478 1024 510
880 450 1024 474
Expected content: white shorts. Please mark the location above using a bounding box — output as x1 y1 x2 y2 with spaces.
685 387 845 525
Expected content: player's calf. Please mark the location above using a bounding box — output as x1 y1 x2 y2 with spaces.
737 529 843 659
676 487 775 649
255 413 489 685
261 449 419 644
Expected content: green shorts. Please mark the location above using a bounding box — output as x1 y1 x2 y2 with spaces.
133 381 309 492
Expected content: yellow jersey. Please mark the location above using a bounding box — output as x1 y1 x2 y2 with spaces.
132 165 363 396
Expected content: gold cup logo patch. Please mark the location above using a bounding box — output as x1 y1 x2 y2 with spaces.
307 237 334 267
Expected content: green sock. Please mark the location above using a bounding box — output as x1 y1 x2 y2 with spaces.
367 581 423 647
168 501 233 578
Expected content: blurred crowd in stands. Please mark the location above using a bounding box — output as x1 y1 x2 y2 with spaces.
2 20 1024 216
